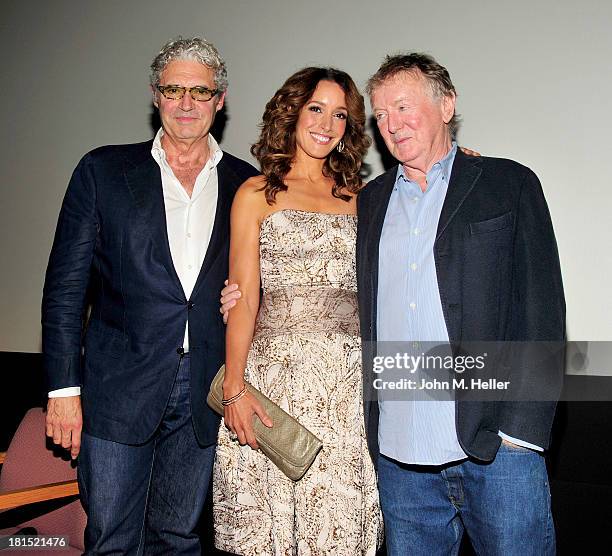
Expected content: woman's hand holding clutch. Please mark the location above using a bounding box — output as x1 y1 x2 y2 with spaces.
223 388 273 450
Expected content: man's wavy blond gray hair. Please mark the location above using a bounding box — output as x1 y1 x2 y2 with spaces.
366 52 461 138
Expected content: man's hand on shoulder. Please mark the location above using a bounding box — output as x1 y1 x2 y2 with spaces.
46 396 83 459
459 146 481 157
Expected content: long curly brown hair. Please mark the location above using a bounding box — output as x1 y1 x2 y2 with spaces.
251 67 370 204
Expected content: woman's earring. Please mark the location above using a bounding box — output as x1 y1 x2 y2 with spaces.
336 140 345 153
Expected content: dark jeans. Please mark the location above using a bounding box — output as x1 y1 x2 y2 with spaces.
378 443 556 556
78 355 216 555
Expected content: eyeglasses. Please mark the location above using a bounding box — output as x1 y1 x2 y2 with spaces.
156 84 219 102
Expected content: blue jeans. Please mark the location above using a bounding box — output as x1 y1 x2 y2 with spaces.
378 443 555 556
78 355 216 555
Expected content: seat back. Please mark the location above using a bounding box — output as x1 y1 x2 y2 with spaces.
0 408 85 550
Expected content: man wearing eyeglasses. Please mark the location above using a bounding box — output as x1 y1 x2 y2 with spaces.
42 37 258 554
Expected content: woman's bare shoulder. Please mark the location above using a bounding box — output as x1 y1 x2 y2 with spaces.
233 175 268 215
239 174 267 192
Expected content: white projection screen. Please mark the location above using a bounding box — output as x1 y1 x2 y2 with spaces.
1 0 610 352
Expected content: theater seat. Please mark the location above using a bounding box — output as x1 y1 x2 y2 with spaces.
0 408 85 554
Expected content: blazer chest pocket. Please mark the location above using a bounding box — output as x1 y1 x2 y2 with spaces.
469 211 513 235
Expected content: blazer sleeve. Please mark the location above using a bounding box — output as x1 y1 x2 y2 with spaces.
42 154 99 391
498 167 566 445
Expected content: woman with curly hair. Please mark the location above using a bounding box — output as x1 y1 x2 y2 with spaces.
213 67 383 555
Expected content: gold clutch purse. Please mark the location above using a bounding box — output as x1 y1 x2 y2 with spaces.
207 365 323 481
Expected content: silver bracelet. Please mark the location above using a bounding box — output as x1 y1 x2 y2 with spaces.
222 385 247 406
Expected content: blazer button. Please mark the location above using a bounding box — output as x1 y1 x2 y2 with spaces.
187 302 194 310
176 347 185 355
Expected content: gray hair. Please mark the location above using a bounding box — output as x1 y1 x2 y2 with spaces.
150 36 228 92
366 52 461 138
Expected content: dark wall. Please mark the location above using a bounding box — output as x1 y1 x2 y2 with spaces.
1 352 611 553
0 352 47 451
547 400 612 554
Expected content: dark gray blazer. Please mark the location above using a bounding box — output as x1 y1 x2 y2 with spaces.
357 149 565 462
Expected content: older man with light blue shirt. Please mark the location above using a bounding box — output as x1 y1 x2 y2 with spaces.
357 53 564 555
378 142 543 464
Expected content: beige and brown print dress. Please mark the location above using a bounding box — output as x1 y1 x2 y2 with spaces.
213 209 382 556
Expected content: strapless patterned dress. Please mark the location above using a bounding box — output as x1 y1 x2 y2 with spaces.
213 209 382 556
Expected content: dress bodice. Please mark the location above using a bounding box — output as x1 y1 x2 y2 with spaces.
259 209 357 292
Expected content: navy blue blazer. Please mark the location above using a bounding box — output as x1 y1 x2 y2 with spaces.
357 150 566 462
42 140 258 447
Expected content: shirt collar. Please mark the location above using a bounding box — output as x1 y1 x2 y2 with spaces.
395 141 458 186
151 128 223 168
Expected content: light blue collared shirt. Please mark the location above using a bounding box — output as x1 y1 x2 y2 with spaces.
377 143 466 465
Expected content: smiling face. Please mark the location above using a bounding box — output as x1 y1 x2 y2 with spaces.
153 59 225 145
371 70 455 171
294 80 348 160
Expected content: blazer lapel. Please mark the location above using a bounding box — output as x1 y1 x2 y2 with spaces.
124 148 185 299
363 167 397 336
436 150 482 240
190 156 236 298
367 169 397 258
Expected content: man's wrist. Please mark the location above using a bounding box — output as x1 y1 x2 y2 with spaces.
498 431 543 452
